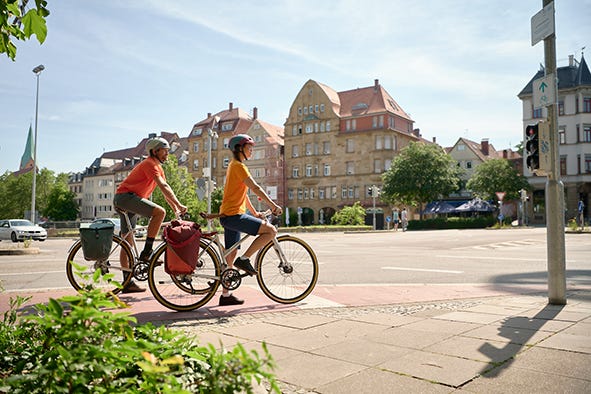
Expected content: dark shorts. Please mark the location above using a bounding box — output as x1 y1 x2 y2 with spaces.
220 214 263 250
113 192 159 234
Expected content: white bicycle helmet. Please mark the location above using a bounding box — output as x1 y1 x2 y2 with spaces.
145 137 170 154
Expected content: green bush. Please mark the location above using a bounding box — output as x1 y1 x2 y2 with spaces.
331 202 365 225
408 216 496 230
0 275 278 393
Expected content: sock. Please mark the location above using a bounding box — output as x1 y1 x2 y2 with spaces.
143 237 155 253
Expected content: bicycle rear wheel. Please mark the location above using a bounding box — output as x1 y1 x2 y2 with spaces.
256 235 319 304
148 239 222 311
65 235 133 294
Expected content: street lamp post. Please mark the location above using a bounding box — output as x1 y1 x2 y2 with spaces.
206 116 220 217
31 64 44 223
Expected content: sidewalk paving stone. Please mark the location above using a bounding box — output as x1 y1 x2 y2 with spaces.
508 347 591 380
424 336 522 363
460 322 554 345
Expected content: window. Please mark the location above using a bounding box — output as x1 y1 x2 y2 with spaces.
305 124 313 133
319 188 325 199
292 125 297 136
192 128 202 136
315 104 319 113
298 189 303 200
223 138 230 149
584 97 591 113
385 159 392 170
304 188 309 199
309 105 313 114
533 107 543 118
375 136 383 150
310 188 315 199
320 122 325 132
320 104 325 112
288 189 294 200
193 142 199 152
314 123 319 133
346 161 354 175
384 135 392 150
193 159 199 170
326 121 331 131
558 100 565 115
306 164 312 177
314 165 319 176
223 157 229 167
585 155 591 173
559 126 566 144
346 139 354 153
324 164 331 176
374 159 381 173
560 156 567 176
305 143 312 155
303 106 308 115
292 167 299 178
298 107 302 115
389 116 395 129
341 187 347 199
323 141 331 154
584 125 591 142
372 116 378 128
379 116 384 128
457 144 465 151
466 161 472 169
292 145 299 157
346 120 351 131
221 123 233 131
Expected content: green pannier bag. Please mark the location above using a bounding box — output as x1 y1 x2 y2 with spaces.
80 222 114 261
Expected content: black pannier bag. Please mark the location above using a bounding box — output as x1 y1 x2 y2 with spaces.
80 221 114 261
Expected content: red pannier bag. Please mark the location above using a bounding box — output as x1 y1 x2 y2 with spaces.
163 219 202 275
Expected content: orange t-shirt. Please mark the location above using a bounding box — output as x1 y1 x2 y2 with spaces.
116 157 164 199
219 159 251 216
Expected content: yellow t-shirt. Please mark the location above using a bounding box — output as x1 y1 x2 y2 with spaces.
220 159 251 216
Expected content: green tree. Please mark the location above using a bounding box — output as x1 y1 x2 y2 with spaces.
381 142 463 219
466 158 530 201
0 170 32 218
43 183 78 220
151 155 206 220
331 201 365 225
1 0 50 61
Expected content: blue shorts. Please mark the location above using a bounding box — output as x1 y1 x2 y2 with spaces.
220 214 263 250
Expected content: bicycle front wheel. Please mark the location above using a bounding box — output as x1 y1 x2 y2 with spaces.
148 239 222 311
256 235 319 304
65 235 134 294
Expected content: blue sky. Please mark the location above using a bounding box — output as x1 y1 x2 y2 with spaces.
1 0 590 174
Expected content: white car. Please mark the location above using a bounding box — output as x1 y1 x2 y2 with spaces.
0 219 48 242
91 218 121 234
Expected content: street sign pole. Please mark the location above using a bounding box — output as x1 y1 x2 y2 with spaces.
535 0 566 305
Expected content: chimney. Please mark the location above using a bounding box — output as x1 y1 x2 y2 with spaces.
481 139 489 156
229 102 233 111
432 137 437 144
148 132 157 139
374 79 379 91
413 128 421 137
569 54 574 67
503 149 508 159
207 112 211 118
253 107 258 120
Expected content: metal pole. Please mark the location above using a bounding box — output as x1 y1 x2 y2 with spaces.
543 0 566 305
31 64 44 223
207 130 212 215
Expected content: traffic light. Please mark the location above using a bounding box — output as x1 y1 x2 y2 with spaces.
525 124 539 172
368 187 373 196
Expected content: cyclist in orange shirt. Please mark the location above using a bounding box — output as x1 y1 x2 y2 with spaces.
114 137 187 293
218 134 282 306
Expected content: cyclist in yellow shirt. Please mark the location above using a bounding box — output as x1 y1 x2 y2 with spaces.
218 134 282 306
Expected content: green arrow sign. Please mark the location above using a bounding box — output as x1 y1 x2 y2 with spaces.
539 81 548 92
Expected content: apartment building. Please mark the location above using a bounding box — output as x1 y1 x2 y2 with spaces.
187 104 284 207
518 54 591 223
284 79 421 225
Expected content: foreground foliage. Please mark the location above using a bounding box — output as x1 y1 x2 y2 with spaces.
0 275 278 393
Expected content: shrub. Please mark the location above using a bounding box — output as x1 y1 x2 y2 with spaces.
331 202 365 225
408 216 496 230
0 274 278 393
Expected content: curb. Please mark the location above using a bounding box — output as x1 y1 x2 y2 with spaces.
0 247 40 255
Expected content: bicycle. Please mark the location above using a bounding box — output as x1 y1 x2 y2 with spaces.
65 208 163 294
147 211 319 312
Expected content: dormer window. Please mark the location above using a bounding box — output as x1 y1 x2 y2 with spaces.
221 123 233 131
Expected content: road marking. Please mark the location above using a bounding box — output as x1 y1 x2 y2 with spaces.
0 270 63 276
381 266 463 274
437 255 545 262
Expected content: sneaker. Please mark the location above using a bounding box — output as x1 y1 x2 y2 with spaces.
234 257 257 276
122 281 146 293
139 249 152 262
219 294 245 306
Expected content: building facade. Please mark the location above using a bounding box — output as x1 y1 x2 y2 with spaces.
518 54 591 224
283 79 422 225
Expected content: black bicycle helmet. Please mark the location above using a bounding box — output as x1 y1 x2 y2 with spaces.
228 134 255 152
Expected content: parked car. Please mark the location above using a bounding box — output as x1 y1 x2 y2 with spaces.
134 227 147 238
91 218 121 234
0 219 48 242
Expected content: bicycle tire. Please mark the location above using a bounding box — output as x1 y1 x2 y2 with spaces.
256 235 319 304
148 239 222 311
65 235 134 294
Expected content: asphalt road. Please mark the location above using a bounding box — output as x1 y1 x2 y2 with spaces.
0 228 589 294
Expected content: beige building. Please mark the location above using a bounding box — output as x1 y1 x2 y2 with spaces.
284 79 422 225
187 104 284 207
